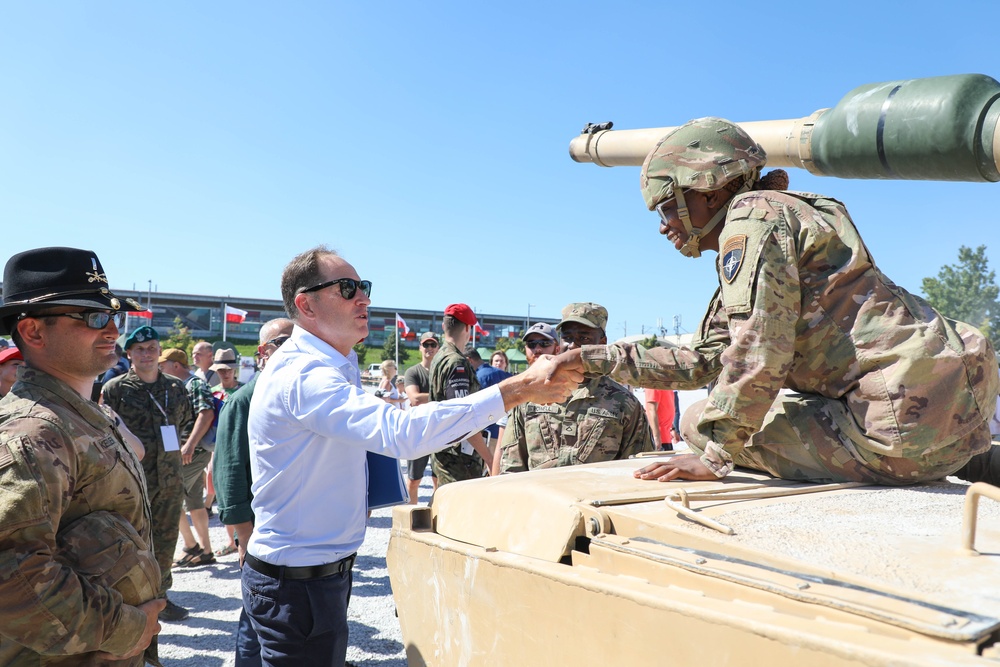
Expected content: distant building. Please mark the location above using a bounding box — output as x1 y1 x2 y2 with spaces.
0 282 557 348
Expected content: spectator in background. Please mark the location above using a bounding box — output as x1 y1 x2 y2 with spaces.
429 304 494 485
644 387 678 451
490 322 557 475
102 325 195 626
0 346 24 397
491 350 509 373
499 303 654 473
467 348 510 451
192 340 220 388
208 347 243 557
101 342 130 384
159 347 218 568
403 332 440 503
375 359 406 408
213 316 294 667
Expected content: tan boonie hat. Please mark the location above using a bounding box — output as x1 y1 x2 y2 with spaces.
159 348 189 365
557 302 608 332
210 348 239 371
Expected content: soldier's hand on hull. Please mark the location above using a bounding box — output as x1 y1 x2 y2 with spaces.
95 598 166 660
634 453 718 482
498 354 583 408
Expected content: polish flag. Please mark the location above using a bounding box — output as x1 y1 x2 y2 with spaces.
395 313 410 335
130 310 153 319
225 305 248 324
474 323 489 338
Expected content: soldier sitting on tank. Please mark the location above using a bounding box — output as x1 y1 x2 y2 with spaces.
499 303 654 473
551 117 1000 486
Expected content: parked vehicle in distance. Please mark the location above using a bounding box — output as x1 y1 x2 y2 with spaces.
361 363 383 382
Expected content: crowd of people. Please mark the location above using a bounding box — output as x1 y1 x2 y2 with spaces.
2 117 999 667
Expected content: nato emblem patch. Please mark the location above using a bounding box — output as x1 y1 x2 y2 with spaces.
721 234 747 284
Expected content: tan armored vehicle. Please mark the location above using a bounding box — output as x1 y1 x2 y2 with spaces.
387 74 1000 666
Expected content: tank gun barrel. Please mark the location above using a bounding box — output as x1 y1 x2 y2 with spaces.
569 74 1000 183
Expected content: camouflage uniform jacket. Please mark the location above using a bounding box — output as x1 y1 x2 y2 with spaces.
582 190 999 475
101 369 193 477
0 367 158 665
182 374 215 449
429 340 480 455
499 376 653 473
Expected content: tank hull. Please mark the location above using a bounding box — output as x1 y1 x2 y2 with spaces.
388 460 1000 666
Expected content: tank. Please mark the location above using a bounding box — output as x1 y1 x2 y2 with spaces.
568 73 1000 182
387 74 1000 666
388 460 1000 665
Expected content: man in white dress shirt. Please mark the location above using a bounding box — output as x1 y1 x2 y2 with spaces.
242 245 582 667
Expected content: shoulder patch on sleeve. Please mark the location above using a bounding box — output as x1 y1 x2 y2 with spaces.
721 234 746 283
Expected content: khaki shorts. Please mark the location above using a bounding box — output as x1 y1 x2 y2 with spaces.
181 447 212 511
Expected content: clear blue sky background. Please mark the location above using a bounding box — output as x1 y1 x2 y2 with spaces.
2 2 998 339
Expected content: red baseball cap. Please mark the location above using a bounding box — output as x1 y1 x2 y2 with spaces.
0 347 23 365
444 303 477 326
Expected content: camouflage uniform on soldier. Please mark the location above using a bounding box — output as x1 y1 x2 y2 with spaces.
0 247 162 665
580 117 999 485
501 303 653 473
429 304 489 485
102 326 194 616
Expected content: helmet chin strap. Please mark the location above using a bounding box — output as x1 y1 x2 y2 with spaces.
674 180 753 258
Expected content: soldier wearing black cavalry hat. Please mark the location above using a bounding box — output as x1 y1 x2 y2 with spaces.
0 247 164 666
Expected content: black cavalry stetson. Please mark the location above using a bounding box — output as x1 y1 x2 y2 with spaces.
0 247 145 335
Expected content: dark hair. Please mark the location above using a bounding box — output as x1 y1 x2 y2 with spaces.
442 314 467 338
466 348 483 362
281 246 337 319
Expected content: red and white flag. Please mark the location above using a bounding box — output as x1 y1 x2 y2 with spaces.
474 323 489 338
395 313 410 335
225 305 248 324
130 310 153 319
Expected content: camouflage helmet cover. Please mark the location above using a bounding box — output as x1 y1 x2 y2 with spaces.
640 117 767 210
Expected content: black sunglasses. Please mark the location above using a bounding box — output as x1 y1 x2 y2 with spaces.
298 278 372 300
21 310 125 330
265 335 291 348
525 339 555 350
421 341 439 348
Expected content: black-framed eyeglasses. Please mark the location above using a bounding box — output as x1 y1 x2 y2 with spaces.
298 278 372 300
20 310 125 330
525 339 555 350
421 341 439 349
265 335 291 348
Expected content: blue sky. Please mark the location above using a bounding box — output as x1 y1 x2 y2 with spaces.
2 2 998 339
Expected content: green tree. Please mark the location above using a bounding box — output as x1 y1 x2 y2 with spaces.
641 334 659 349
922 245 1000 348
494 337 512 352
161 316 194 357
353 342 367 366
381 331 399 361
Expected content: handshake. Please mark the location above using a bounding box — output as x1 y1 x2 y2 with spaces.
495 349 586 411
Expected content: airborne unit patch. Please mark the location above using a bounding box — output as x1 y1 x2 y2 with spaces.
721 234 746 283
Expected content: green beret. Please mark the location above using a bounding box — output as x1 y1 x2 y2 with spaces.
124 326 159 350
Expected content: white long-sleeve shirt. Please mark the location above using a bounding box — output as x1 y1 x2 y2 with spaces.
248 326 503 566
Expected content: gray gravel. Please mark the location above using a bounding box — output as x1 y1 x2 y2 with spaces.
159 475 429 666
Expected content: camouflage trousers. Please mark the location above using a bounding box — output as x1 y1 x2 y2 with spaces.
682 394 989 485
141 451 184 596
431 446 486 486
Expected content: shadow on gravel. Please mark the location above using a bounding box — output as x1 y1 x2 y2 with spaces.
347 619 406 662
366 514 393 530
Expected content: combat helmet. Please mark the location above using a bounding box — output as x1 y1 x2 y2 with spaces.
641 118 766 258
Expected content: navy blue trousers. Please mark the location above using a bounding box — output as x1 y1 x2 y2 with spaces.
241 563 353 667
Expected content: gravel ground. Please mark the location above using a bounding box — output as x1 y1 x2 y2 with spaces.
159 475 429 666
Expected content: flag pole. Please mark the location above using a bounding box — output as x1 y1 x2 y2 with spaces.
394 313 400 370
222 302 228 342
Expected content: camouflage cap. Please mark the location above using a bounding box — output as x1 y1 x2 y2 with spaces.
640 117 766 210
558 303 608 332
124 325 159 350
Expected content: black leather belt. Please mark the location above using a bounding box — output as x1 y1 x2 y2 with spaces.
244 552 356 580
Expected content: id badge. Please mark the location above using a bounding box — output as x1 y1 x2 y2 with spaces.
460 439 474 456
160 425 180 452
